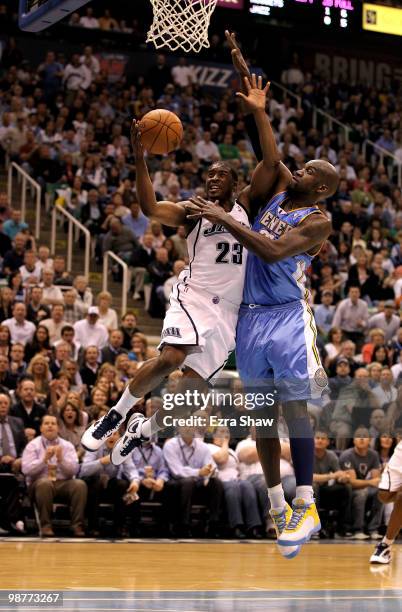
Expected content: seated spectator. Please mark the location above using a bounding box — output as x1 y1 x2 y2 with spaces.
53 255 74 286
0 325 11 357
314 290 335 338
128 332 156 363
163 426 223 538
0 393 26 534
371 344 392 367
41 304 68 345
102 217 138 264
324 327 343 366
129 233 155 301
0 354 17 391
362 328 386 364
63 289 86 324
368 301 400 343
40 269 64 306
328 357 352 401
54 325 82 362
79 431 139 537
21 414 87 537
49 342 71 378
391 351 402 384
0 287 14 322
2 233 27 275
3 209 28 240
26 354 51 405
235 430 269 528
101 330 127 365
22 327 50 367
73 307 108 350
122 202 149 241
73 276 93 311
170 225 188 261
26 286 50 324
209 426 262 538
2 303 36 345
147 247 172 318
339 428 382 540
331 368 380 449
149 222 166 250
87 386 109 421
9 343 27 378
332 286 368 352
79 7 99 28
36 245 53 275
10 378 47 437
19 250 41 287
95 363 124 402
218 134 239 161
374 433 397 470
98 9 119 30
120 311 140 350
8 271 26 303
96 291 118 331
368 408 388 442
372 367 397 409
313 430 352 538
57 401 85 452
80 346 100 393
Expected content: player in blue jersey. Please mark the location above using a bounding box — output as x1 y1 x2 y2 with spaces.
188 33 339 557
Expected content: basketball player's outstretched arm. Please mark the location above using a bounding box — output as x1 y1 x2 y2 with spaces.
187 196 331 263
131 121 188 228
236 76 292 205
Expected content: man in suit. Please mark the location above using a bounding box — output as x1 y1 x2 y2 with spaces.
101 330 127 365
0 393 27 533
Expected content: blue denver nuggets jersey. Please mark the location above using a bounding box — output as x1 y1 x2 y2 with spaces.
243 191 322 306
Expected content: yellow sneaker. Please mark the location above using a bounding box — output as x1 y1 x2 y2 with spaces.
277 498 321 547
269 502 301 559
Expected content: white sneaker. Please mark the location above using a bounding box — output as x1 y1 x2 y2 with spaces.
81 409 124 451
270 503 301 559
370 542 391 564
352 531 370 540
370 531 382 540
110 412 149 465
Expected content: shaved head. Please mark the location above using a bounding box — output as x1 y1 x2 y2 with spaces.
311 160 340 198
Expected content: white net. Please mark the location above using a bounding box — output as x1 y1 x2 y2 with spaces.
146 0 218 53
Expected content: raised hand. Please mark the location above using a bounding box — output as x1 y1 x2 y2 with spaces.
236 74 270 113
225 30 250 77
130 119 145 158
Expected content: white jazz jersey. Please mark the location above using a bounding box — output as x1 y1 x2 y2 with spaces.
379 441 402 493
159 201 249 382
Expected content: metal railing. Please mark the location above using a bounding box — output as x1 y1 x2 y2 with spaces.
362 140 401 187
270 81 302 110
312 108 351 144
7 162 42 239
102 251 129 317
51 204 90 278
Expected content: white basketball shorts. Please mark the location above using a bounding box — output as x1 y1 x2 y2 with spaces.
379 441 402 493
158 282 239 382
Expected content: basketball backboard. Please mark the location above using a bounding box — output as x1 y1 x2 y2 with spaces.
19 0 91 32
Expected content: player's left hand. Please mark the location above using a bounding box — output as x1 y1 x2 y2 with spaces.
236 74 270 112
186 196 230 224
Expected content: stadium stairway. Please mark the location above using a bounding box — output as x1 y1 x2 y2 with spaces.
2 168 163 345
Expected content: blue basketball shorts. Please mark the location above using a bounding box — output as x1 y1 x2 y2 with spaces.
236 300 328 403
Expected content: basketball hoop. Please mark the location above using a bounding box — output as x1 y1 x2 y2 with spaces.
146 0 218 53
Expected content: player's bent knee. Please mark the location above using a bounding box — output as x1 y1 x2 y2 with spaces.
158 345 186 372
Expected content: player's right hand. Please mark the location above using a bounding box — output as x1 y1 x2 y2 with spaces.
225 30 250 77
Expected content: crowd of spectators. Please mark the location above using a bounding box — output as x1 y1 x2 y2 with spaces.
0 26 401 540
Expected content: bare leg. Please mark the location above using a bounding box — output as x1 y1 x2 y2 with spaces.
379 489 402 541
127 346 189 397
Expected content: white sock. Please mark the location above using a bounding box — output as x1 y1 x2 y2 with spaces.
383 536 394 546
268 484 286 510
140 413 163 438
112 385 141 417
296 486 314 504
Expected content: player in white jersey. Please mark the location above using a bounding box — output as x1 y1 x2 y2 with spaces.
370 440 402 564
82 79 272 463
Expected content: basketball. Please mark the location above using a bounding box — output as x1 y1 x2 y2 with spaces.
138 109 183 155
